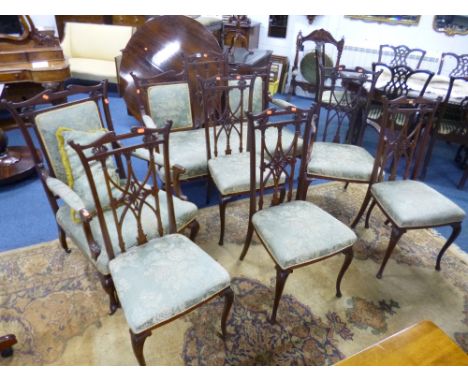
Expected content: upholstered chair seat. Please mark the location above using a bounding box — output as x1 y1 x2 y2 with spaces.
307 141 375 181
252 200 357 269
109 234 231 334
371 180 466 228
56 190 198 275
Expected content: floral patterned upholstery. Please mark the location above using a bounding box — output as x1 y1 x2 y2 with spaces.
147 83 193 130
307 142 375 181
34 101 104 183
371 180 466 228
56 190 198 275
252 200 357 269
109 234 231 334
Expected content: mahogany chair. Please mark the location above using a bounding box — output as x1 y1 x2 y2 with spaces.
351 96 465 279
368 63 434 123
301 65 382 212
378 44 426 69
239 107 356 324
2 82 200 314
69 125 233 366
437 52 468 77
422 77 468 188
289 28 344 100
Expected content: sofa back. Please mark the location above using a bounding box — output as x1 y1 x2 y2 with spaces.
62 22 134 62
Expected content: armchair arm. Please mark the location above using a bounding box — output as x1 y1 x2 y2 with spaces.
142 114 157 130
366 118 382 134
44 176 101 261
270 97 298 109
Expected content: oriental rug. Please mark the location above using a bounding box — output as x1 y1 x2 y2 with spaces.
1 182 467 365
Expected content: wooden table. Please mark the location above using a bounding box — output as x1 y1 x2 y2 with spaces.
335 320 468 366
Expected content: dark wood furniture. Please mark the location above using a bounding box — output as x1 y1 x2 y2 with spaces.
351 97 464 279
378 44 426 69
289 28 344 100
437 52 468 77
70 125 233 366
239 106 356 324
0 16 70 185
336 320 468 365
223 19 260 50
0 334 17 358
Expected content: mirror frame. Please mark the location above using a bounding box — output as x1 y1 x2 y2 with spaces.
433 15 468 36
346 15 421 26
0 16 33 42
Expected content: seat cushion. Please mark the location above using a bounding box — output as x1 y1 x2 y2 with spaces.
57 190 198 275
307 142 375 181
68 57 119 83
109 234 231 334
252 200 357 269
371 180 466 228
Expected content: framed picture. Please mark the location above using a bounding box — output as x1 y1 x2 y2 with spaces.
270 55 289 94
346 15 421 27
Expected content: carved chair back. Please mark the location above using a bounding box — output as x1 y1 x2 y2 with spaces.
199 73 259 160
131 70 195 131
371 96 440 183
378 44 426 69
315 65 381 144
290 28 344 98
246 106 315 213
372 63 434 100
437 52 468 77
1 81 123 214
69 124 176 261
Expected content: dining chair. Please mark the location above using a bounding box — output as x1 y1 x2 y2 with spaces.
2 82 201 314
69 125 233 365
437 52 468 77
378 44 426 70
289 28 344 101
367 62 434 123
301 66 382 209
351 96 465 279
422 76 468 188
239 107 356 324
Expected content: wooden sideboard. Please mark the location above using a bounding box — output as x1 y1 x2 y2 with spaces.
223 21 260 50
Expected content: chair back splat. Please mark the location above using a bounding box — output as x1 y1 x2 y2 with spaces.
247 106 315 211
69 124 176 260
378 44 426 69
372 96 440 183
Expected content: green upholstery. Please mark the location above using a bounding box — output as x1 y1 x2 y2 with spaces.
57 128 121 220
367 104 382 121
228 77 264 116
371 180 465 228
56 190 198 275
438 119 465 136
34 101 104 183
147 83 193 130
252 200 357 269
307 142 375 181
45 176 86 213
109 233 231 334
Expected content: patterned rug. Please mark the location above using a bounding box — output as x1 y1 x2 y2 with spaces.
1 182 467 365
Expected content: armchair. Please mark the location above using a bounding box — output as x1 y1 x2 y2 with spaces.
2 82 200 314
239 107 356 324
351 97 465 279
68 125 233 366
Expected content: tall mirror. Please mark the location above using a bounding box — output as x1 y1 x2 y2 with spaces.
433 15 468 36
0 16 32 41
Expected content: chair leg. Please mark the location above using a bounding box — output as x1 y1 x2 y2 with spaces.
218 196 230 246
188 219 200 242
130 329 152 366
206 177 213 205
365 199 377 229
239 220 255 261
376 226 405 279
350 189 373 229
343 182 350 190
98 274 120 315
336 247 354 297
269 266 292 325
458 167 468 189
59 227 71 253
436 222 462 271
421 134 436 180
220 287 234 340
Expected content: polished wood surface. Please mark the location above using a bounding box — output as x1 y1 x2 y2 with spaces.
0 334 17 358
224 21 260 49
336 320 468 366
119 15 222 118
